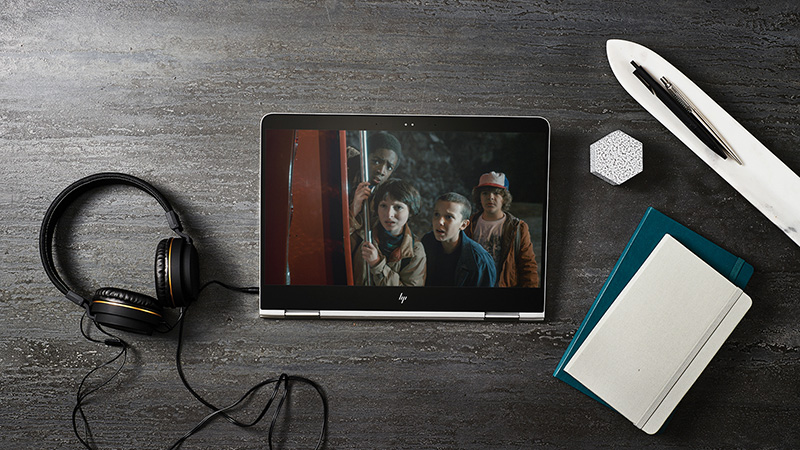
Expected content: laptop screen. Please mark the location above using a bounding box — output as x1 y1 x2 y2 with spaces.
260 114 549 320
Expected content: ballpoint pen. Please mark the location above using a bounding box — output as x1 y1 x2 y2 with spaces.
659 76 743 165
630 61 734 163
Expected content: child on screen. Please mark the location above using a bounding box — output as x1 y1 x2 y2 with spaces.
351 179 427 286
466 171 539 287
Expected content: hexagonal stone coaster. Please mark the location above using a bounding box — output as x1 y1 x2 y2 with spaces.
590 130 643 185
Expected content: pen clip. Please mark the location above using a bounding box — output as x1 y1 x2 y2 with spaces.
660 76 744 165
630 61 654 95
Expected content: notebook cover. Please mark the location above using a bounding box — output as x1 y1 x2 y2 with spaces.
563 235 750 433
643 288 751 433
553 207 753 406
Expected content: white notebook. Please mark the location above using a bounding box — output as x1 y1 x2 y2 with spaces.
564 234 751 434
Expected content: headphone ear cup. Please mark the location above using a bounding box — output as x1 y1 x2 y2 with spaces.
91 287 163 335
154 239 171 307
154 238 200 308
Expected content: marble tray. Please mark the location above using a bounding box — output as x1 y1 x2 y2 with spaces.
607 39 800 249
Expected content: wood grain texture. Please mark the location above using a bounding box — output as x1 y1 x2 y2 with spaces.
1 1 798 448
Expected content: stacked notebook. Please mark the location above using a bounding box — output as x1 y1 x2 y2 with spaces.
553 207 753 434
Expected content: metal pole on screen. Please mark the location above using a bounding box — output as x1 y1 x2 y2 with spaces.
358 130 372 286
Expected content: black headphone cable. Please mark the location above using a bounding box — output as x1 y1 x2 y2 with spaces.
73 315 129 449
170 280 329 450
71 280 328 450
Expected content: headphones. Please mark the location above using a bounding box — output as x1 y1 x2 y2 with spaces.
39 172 327 449
39 172 200 335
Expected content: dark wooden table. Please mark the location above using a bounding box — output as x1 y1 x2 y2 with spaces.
2 1 798 448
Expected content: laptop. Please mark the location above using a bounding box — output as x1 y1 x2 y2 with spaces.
260 114 550 320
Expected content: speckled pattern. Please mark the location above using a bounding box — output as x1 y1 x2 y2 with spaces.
590 130 643 185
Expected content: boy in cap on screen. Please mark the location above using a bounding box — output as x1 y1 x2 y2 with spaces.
466 171 540 288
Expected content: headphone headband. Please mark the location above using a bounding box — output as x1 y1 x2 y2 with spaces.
39 172 191 307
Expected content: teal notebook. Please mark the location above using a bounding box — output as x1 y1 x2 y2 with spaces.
553 207 754 406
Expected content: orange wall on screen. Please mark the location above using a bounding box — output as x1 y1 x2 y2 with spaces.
286 130 349 285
